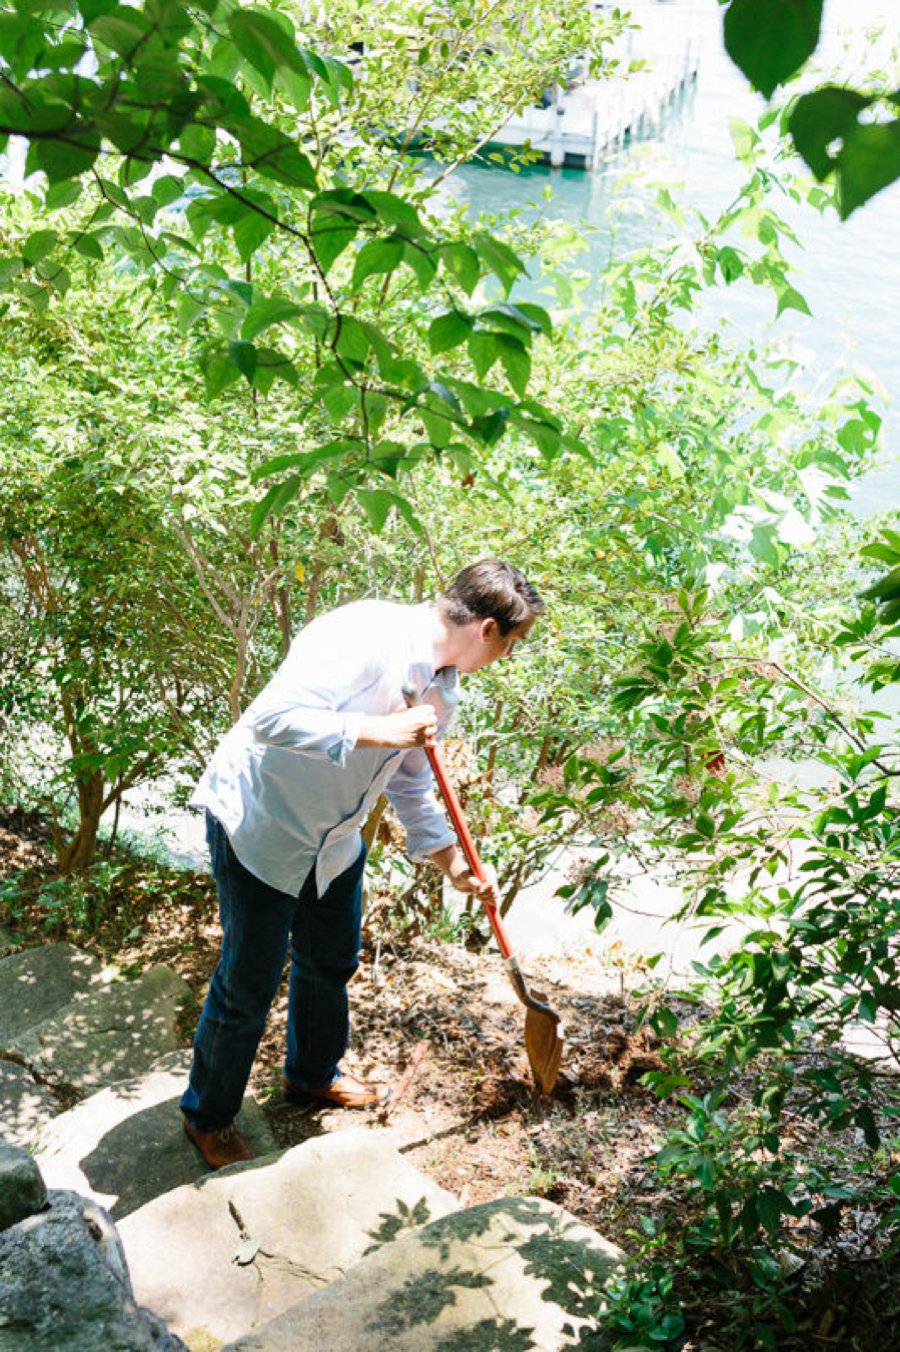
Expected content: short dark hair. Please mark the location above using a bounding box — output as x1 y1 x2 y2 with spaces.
440 560 545 636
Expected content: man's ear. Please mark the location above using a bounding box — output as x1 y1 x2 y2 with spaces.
480 617 499 641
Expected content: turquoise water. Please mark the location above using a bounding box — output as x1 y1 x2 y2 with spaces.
445 0 900 517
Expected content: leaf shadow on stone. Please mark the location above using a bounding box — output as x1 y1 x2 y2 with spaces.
408 1197 620 1349
362 1266 494 1340
431 1316 538 1351
364 1193 435 1255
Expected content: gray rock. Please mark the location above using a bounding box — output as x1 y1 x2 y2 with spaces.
223 1196 625 1352
0 1060 57 1148
0 1139 46 1232
0 944 102 1048
10 965 190 1096
0 1188 187 1351
118 1128 456 1347
36 1051 276 1217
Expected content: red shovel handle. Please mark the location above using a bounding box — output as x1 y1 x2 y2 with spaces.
404 688 513 962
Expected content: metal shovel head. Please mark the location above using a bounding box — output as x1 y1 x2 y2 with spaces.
524 993 565 1095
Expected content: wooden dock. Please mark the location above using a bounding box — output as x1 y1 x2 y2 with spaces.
491 1 699 170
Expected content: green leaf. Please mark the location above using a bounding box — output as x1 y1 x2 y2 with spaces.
179 123 216 164
421 408 454 449
71 232 104 261
855 1105 880 1149
201 350 240 399
45 180 82 210
473 232 527 294
775 284 811 318
789 86 871 180
16 279 49 313
837 121 900 219
356 488 394 533
310 190 376 272
152 174 185 207
234 211 275 262
716 245 744 284
252 440 363 481
0 257 23 288
228 9 301 85
497 334 531 396
505 301 552 337
33 135 100 183
428 311 471 355
352 237 404 289
356 488 422 536
228 339 257 380
177 292 204 333
723 0 823 99
440 241 480 295
402 241 437 290
242 296 304 340
468 330 500 379
89 8 152 59
22 230 57 266
236 122 317 190
362 190 427 238
755 1187 789 1237
250 475 300 535
728 117 760 161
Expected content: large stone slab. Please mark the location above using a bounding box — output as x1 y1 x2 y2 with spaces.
36 1051 276 1218
0 943 102 1048
0 1188 187 1351
0 1061 57 1148
10 965 190 1096
0 1140 46 1233
224 1196 625 1352
118 1129 456 1347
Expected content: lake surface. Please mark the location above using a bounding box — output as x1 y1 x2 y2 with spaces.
446 0 900 517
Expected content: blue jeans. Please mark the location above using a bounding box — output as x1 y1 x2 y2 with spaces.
180 812 366 1131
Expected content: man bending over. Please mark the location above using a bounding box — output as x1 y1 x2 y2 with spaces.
181 558 543 1168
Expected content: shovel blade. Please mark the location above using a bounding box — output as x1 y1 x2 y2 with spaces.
524 994 564 1095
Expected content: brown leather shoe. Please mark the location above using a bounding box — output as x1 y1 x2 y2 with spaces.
183 1118 256 1170
282 1073 385 1109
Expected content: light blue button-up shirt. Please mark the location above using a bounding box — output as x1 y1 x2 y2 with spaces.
190 599 459 897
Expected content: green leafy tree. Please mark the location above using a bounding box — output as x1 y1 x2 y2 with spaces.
0 0 614 540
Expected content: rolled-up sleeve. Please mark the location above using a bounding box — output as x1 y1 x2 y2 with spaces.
385 748 457 861
250 702 369 766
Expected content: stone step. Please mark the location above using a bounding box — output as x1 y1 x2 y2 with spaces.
1 942 109 1146
117 1129 457 1348
34 1050 276 1219
8 964 190 1097
0 943 104 1048
223 1196 625 1352
0 1060 58 1149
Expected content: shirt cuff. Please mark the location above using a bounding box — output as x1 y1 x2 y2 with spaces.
407 827 457 864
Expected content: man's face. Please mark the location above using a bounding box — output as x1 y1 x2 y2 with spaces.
459 615 536 673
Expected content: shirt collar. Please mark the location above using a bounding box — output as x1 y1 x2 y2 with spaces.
408 603 459 711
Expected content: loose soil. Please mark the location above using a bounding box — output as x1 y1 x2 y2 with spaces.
2 809 898 1352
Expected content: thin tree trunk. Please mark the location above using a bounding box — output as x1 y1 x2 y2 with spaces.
59 770 105 874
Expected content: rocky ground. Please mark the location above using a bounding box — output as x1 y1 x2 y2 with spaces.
2 807 899 1351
